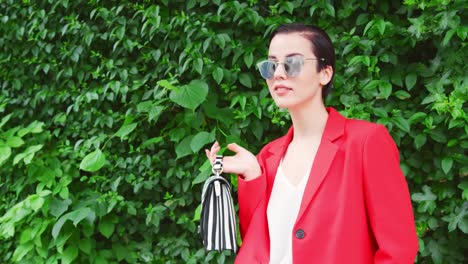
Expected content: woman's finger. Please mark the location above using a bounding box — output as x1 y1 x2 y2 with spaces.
227 143 245 154
206 141 220 164
210 141 218 154
222 156 241 174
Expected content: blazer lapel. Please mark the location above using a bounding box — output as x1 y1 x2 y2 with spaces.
264 127 294 199
296 107 345 223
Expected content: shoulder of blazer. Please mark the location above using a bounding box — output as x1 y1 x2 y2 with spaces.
344 118 389 142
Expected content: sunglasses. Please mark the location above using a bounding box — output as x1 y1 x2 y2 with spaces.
256 55 324 80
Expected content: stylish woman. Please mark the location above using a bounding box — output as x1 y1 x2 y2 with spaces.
206 23 418 264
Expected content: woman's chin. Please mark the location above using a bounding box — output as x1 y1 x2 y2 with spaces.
273 102 289 109
273 99 294 109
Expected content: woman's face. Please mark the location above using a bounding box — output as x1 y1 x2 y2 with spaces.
266 33 331 110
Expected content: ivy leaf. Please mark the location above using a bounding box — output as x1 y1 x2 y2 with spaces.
78 238 92 254
427 240 443 264
373 107 388 117
98 219 115 238
458 181 468 200
243 52 253 68
442 28 457 46
212 67 224 84
190 131 215 153
193 204 201 221
394 90 411 100
19 228 32 244
203 37 211 52
376 19 386 35
26 144 43 153
62 245 78 264
429 129 447 143
114 122 137 140
17 121 44 137
324 2 335 17
192 162 211 185
0 144 11 165
392 116 410 133
149 105 163 122
139 136 163 150
30 195 45 211
409 112 427 124
0 113 12 129
69 207 95 226
412 185 437 214
137 101 152 113
379 81 392 99
80 149 106 172
170 80 209 110
52 207 95 239
457 212 468 234
84 32 94 46
441 157 453 174
405 73 417 90
215 33 228 49
12 242 33 262
50 198 72 218
175 136 194 159
414 134 427 149
114 244 129 261
194 58 203 74
447 204 468 232
7 136 24 148
239 73 252 88
13 144 43 165
362 79 380 91
157 79 178 90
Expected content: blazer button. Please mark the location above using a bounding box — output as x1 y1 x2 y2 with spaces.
295 229 305 239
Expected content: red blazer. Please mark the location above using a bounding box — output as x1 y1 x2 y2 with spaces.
235 107 418 264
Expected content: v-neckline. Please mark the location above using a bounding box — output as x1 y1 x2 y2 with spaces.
278 159 310 189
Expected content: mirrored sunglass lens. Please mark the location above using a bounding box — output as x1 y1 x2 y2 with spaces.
259 61 275 79
269 62 276 73
285 57 302 77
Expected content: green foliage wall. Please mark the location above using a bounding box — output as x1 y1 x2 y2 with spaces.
0 0 466 263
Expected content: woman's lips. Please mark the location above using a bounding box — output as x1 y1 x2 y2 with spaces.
274 85 292 96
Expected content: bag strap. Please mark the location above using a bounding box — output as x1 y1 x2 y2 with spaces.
212 155 223 176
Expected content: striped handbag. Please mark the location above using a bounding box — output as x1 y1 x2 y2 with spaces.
199 155 238 252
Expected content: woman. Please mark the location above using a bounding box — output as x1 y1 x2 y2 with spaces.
205 23 418 264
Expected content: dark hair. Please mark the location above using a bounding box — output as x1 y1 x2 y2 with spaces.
269 23 335 98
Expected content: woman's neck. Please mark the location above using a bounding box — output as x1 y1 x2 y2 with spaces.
288 99 329 141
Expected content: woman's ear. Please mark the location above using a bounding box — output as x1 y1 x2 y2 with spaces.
319 65 333 86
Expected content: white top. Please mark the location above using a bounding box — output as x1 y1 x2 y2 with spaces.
267 160 310 264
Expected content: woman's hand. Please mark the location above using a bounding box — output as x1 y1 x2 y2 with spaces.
205 141 261 181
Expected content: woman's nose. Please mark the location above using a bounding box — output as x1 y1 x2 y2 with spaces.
273 63 287 79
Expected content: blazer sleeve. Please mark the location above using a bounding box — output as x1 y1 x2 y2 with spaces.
363 125 419 264
237 148 268 239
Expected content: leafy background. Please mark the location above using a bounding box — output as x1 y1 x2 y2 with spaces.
0 0 467 263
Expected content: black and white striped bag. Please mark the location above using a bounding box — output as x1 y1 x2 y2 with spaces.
199 155 238 252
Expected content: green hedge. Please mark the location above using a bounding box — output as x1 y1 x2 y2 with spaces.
0 0 466 263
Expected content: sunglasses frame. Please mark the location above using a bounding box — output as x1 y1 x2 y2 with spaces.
256 56 325 80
